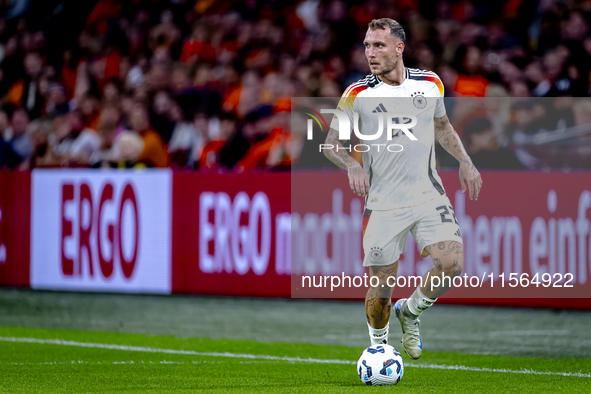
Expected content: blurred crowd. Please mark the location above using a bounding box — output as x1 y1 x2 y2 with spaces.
439 96 591 170
0 0 590 171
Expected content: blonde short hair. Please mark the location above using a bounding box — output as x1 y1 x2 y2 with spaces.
369 18 406 44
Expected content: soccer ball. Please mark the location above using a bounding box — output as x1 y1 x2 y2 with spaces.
357 344 404 386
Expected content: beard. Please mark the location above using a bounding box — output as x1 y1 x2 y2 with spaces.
370 56 398 76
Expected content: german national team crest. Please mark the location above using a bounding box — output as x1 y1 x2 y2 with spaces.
413 94 427 109
370 247 383 261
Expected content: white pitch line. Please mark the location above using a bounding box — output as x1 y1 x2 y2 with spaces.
2 360 228 366
489 330 569 337
0 336 589 378
410 363 591 378
0 337 352 365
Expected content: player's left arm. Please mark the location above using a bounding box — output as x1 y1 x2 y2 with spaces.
434 114 482 200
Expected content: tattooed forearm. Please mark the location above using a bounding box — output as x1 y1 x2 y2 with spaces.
435 115 483 200
324 127 360 170
434 114 470 163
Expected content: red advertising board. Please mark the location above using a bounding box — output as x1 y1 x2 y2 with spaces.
172 172 291 296
290 171 591 304
442 171 591 299
171 170 591 308
1 169 590 309
0 171 30 287
442 171 591 308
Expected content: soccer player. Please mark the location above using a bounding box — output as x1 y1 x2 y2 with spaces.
323 19 482 359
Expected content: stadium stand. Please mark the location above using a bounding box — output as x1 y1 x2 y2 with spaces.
0 0 590 170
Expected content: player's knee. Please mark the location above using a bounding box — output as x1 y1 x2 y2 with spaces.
368 264 398 290
376 274 391 287
367 275 394 299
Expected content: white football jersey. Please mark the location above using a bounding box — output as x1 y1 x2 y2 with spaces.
329 68 447 210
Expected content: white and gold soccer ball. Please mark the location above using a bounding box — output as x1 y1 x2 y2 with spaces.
357 344 404 386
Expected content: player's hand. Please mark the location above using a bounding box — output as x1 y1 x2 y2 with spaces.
459 158 482 201
347 163 369 196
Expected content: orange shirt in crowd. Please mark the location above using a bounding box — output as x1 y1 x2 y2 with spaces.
8 80 25 106
454 75 490 97
199 140 226 169
222 86 241 114
240 127 291 170
138 129 169 168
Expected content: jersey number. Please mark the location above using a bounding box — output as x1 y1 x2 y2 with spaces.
390 117 414 136
436 205 458 224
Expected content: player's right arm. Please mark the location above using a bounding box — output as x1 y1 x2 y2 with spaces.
324 128 369 196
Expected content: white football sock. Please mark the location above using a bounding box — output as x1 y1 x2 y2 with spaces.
368 322 389 345
406 286 437 318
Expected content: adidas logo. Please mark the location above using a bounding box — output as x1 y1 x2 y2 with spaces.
372 103 387 113
454 229 462 238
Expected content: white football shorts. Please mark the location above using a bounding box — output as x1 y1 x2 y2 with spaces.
362 194 463 267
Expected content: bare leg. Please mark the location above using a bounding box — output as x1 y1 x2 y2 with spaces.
365 261 399 329
396 241 464 359
420 241 464 299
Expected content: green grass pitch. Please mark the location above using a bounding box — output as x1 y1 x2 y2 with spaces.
1 326 590 393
